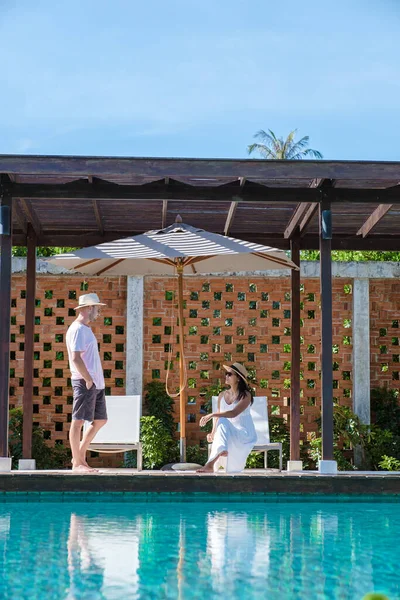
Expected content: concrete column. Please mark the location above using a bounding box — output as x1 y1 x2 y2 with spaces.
126 276 144 396
352 278 370 425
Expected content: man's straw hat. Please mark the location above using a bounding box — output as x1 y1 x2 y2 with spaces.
74 293 107 311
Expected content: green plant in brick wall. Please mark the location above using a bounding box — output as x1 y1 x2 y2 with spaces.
8 408 71 469
140 416 179 469
143 381 176 436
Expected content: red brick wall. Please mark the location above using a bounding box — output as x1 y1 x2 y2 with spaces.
9 273 398 463
143 276 354 446
370 280 400 388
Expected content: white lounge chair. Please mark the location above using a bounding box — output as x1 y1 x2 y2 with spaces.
85 395 142 470
211 395 283 471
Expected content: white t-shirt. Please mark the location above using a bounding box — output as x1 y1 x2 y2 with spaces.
66 321 105 390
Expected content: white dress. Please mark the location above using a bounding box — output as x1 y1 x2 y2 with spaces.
208 393 257 473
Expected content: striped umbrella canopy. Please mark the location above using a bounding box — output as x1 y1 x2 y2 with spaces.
49 218 297 462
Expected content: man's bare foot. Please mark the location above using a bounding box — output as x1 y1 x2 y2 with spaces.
71 459 98 473
72 464 98 473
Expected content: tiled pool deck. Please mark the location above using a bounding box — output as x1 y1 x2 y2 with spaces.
1 469 400 498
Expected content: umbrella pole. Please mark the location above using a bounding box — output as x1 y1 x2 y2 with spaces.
177 266 187 462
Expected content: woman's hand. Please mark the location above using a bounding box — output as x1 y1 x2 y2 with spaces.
206 433 214 443
200 414 213 428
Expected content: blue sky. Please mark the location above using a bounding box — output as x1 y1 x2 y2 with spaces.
1 0 399 160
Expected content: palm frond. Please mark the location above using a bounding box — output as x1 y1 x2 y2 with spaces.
282 129 297 158
247 143 276 158
248 128 322 160
302 148 324 159
253 129 276 146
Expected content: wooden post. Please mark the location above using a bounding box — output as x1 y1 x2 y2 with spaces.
290 238 301 461
22 225 37 458
177 264 187 462
319 199 334 460
0 188 12 458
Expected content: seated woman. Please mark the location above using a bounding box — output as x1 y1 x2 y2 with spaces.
197 363 257 473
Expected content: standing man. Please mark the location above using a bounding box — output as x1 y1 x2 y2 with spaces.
66 293 108 473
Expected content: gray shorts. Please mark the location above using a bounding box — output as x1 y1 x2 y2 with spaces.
72 380 108 422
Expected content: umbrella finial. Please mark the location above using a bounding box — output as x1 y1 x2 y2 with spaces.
175 215 183 224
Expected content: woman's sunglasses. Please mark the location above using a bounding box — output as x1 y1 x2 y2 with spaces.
225 371 233 377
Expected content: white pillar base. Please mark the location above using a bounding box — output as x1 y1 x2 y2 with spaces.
18 459 36 470
286 460 303 472
318 460 338 474
0 457 12 472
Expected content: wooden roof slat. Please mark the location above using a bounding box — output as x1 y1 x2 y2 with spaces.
12 198 28 234
2 154 400 250
224 201 238 236
357 204 394 238
284 203 313 239
19 198 42 237
92 199 104 236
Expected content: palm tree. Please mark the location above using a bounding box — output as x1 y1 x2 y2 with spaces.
247 129 323 160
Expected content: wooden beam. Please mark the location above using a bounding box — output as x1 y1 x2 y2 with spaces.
92 199 104 235
19 198 42 236
290 237 301 462
11 180 400 204
162 200 168 228
0 187 12 457
319 199 334 461
13 198 28 234
284 203 313 239
162 176 169 228
10 231 400 251
284 179 329 239
298 202 319 234
3 156 400 180
224 201 238 236
22 225 36 459
357 204 393 237
10 181 400 204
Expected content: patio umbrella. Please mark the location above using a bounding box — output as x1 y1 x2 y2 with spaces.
49 217 297 461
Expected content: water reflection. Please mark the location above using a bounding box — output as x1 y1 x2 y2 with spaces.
0 501 399 599
67 512 141 599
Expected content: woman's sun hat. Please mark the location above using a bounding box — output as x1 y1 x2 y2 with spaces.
222 362 249 384
74 293 107 311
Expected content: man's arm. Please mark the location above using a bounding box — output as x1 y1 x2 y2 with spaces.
71 351 93 389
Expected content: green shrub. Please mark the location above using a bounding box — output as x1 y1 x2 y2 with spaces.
371 387 400 433
378 455 400 471
140 416 178 469
186 444 207 466
308 389 400 471
143 381 176 436
9 408 71 469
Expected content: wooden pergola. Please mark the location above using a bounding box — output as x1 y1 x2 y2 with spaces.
1 155 399 466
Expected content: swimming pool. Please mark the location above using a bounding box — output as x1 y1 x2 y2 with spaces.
0 497 399 599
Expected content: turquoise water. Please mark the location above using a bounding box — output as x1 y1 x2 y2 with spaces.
1 499 399 599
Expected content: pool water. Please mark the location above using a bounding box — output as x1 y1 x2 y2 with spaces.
0 499 399 599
